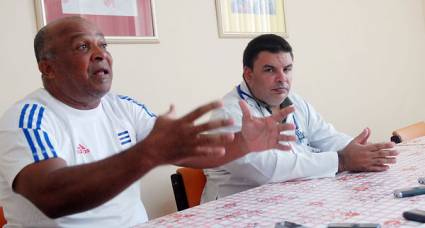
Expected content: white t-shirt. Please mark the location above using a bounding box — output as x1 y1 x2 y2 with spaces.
202 82 352 202
0 88 156 227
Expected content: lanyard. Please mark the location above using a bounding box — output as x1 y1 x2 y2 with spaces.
237 85 272 117
292 115 305 143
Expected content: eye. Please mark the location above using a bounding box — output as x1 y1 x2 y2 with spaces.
100 42 108 50
283 66 293 73
263 67 274 73
77 43 89 51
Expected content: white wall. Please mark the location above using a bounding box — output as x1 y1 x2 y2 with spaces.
0 0 424 220
422 0 425 26
287 0 425 139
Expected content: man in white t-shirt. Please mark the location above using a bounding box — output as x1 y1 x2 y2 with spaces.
0 17 296 227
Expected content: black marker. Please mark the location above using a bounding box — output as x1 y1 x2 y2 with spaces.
418 177 425 185
403 209 425 223
394 186 425 198
275 221 306 228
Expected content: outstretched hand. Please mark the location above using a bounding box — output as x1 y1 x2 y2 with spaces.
339 128 399 172
139 101 235 166
239 100 296 152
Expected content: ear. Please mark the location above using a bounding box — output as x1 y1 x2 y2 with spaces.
38 60 54 79
243 66 253 82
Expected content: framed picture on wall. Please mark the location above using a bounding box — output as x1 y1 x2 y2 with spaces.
215 0 287 38
34 0 158 43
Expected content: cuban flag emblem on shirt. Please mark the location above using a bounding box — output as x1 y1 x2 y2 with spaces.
117 130 131 145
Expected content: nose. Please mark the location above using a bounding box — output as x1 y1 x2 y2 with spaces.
91 46 108 61
275 70 288 83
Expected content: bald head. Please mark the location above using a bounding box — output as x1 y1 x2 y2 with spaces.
34 16 112 109
34 16 99 63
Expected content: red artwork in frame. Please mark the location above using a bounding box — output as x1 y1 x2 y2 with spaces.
35 0 158 43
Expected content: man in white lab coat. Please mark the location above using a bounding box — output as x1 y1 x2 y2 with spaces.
201 34 398 202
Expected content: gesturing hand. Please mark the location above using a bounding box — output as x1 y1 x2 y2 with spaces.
239 100 296 153
339 128 399 172
139 101 235 166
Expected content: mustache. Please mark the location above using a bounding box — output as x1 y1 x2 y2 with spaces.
272 83 290 90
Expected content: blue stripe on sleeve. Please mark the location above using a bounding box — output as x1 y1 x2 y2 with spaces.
121 139 132 145
119 135 130 140
118 95 157 117
36 107 45 129
43 131 57 158
142 106 156 118
118 131 128 136
18 104 53 162
133 102 156 117
33 130 49 160
27 104 38 129
19 104 30 128
22 129 40 162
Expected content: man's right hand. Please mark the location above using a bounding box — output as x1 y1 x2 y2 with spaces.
338 128 399 172
138 100 297 168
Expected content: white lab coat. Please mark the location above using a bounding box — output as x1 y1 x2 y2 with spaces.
201 82 352 203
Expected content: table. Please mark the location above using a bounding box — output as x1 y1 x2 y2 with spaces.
139 137 425 227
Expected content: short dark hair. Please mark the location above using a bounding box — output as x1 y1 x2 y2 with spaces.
34 27 55 63
34 26 48 63
243 34 293 69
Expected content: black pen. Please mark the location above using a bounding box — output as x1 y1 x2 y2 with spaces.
394 186 425 198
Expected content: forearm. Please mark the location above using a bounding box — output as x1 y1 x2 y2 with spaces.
14 142 158 218
210 149 338 186
271 150 338 182
248 150 338 184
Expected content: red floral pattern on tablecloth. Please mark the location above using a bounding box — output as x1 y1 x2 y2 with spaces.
137 137 425 228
